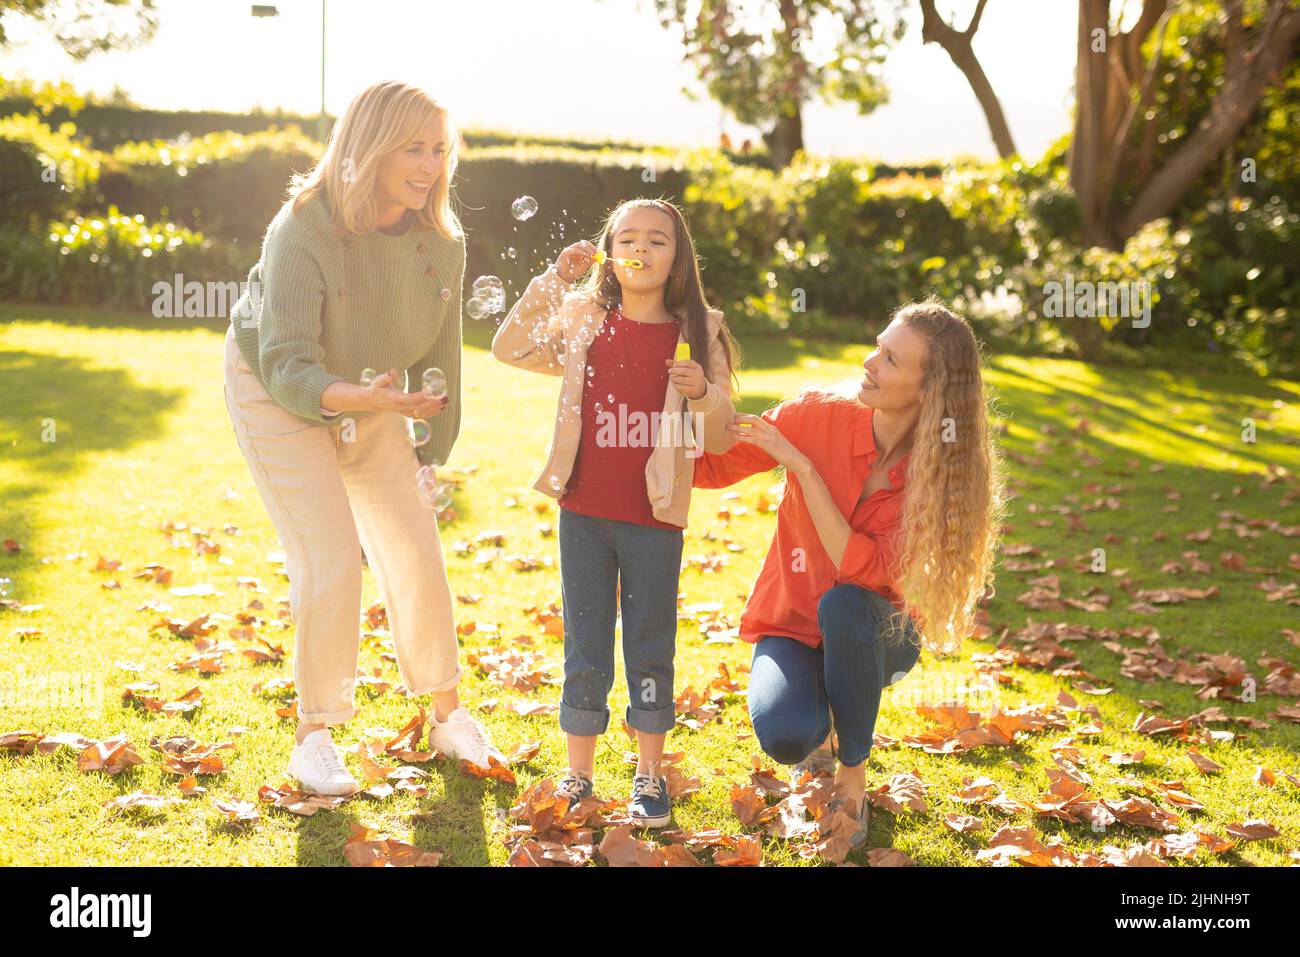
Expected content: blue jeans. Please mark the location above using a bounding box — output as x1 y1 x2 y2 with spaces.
557 507 683 736
748 584 921 768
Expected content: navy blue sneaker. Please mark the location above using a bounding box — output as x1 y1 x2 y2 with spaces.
628 771 672 828
556 771 593 811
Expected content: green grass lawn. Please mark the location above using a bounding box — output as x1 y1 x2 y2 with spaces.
2 303 1298 866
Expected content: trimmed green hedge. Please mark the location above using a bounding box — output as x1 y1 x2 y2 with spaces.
0 114 102 232
0 104 1294 376
0 208 247 311
99 126 321 244
0 98 324 149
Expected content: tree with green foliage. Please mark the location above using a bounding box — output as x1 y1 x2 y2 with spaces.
912 1 1299 249
1071 0 1300 247
0 0 157 60
650 0 907 168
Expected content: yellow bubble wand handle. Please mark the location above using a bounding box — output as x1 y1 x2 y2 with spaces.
593 249 644 270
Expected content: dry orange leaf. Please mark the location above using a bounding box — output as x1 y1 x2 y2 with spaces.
713 834 762 866
599 826 664 867
77 736 145 775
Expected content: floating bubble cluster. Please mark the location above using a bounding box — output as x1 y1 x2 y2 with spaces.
416 464 454 511
465 275 506 321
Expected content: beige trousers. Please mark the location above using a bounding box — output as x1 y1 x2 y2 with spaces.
222 326 462 724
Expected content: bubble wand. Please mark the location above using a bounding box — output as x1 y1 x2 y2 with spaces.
592 249 644 270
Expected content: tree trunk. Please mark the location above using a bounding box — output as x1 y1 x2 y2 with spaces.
919 0 1017 158
1117 1 1300 237
1070 0 1300 247
1070 0 1134 249
763 109 804 169
763 0 807 169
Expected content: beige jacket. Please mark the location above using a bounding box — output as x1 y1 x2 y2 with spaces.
491 264 736 528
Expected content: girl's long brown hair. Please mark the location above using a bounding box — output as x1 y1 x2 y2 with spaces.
576 197 741 395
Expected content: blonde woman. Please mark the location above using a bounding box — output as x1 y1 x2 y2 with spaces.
693 298 1005 841
223 80 502 795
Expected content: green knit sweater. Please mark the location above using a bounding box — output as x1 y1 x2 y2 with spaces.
229 191 465 468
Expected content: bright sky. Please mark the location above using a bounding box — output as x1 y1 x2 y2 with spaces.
1 0 1079 161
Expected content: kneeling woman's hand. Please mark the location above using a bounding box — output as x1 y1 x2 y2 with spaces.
366 368 447 418
726 412 809 472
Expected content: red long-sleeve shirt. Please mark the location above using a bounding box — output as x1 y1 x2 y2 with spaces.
692 389 910 649
560 306 682 530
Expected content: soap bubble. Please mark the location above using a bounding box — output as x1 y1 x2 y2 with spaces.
416 464 454 511
511 196 538 221
472 274 504 298
506 247 517 259
0 577 10 598
471 275 506 313
411 420 432 447
422 367 447 399
360 367 378 387
467 275 506 319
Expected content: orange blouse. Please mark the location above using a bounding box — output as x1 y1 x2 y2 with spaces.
691 390 910 649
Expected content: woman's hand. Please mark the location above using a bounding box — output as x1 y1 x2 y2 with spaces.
666 358 707 400
725 412 810 471
366 368 448 418
555 240 598 284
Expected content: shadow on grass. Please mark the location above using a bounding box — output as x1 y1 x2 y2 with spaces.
0 346 184 592
273 763 497 866
998 360 1295 473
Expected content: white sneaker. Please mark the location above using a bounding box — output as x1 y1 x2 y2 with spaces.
287 728 359 795
427 706 505 768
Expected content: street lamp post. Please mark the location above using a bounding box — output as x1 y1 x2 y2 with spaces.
250 3 328 143
317 1 326 142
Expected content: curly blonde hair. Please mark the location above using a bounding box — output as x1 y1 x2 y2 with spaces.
888 298 1006 656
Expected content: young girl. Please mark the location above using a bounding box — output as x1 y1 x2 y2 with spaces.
491 198 740 826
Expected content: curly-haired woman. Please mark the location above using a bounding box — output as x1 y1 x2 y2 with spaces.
693 298 1005 841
